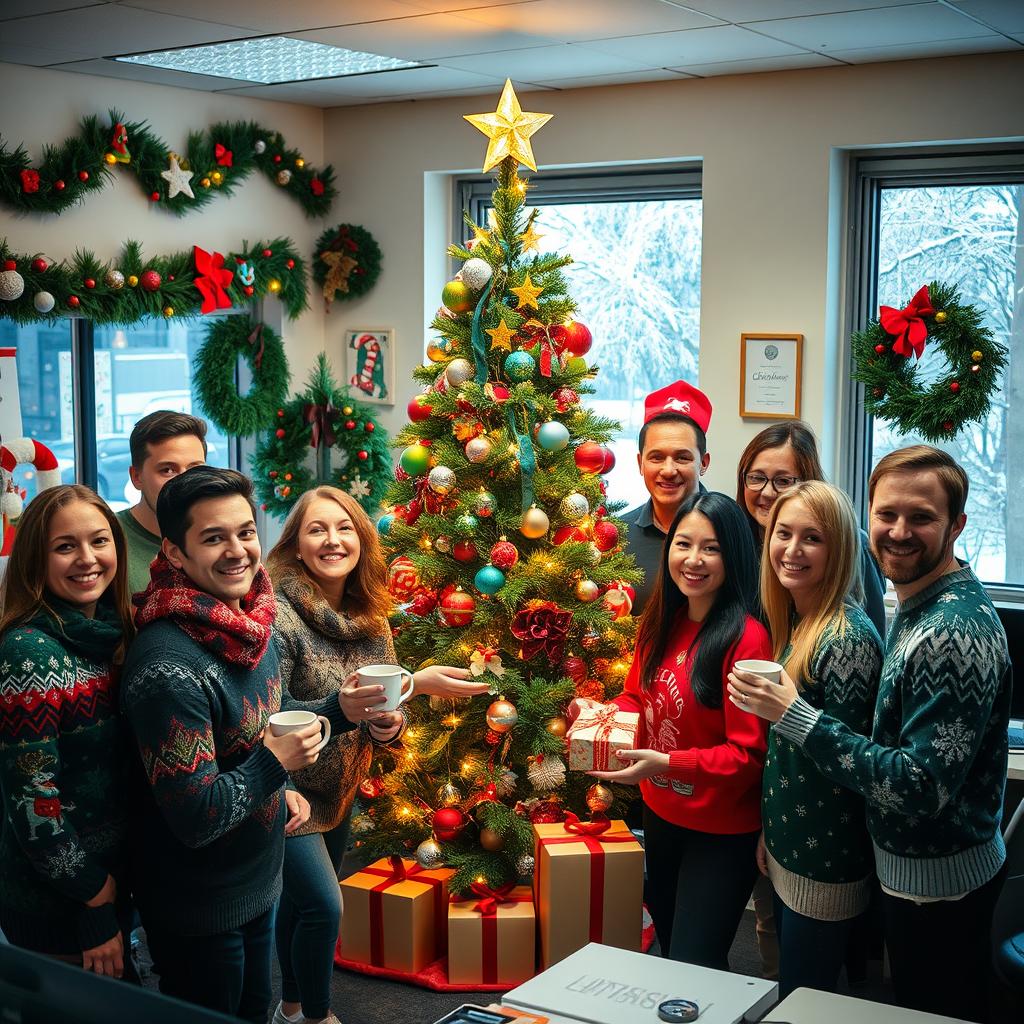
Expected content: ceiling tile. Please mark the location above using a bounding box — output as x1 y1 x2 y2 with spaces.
56 57 243 90
945 0 1024 34
527 68 695 89
118 0 415 33
672 51 845 75
215 83 381 105
291 66 504 97
749 3 994 51
579 24 807 65
0 43 99 66
288 12 558 61
0 0 103 19
455 0 723 42
679 0 930 21
394 1 537 11
0 5 258 60
439 43 655 78
829 32 1022 62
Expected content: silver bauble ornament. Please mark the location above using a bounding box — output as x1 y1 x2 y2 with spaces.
434 535 452 554
438 781 463 806
473 489 497 518
351 813 375 835
0 270 25 302
427 465 457 495
559 492 590 522
276 168 292 185
254 139 267 154
516 853 535 877
575 579 600 602
104 269 125 290
445 357 475 387
32 290 55 313
415 838 445 869
586 543 603 565
465 436 493 463
461 257 493 291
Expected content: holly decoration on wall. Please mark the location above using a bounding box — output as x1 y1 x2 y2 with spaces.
312 224 382 308
251 353 390 518
194 317 290 438
0 112 336 217
852 281 1007 441
0 237 306 324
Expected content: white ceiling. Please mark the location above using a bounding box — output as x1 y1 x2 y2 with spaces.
0 0 1020 107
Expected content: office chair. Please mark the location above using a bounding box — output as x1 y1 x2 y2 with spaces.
993 797 1024 994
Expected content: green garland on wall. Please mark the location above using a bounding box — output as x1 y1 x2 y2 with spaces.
251 354 391 518
0 236 307 324
0 111 336 218
312 223 382 308
194 317 291 438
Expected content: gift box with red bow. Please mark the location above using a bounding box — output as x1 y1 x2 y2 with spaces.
532 815 644 969
566 699 640 772
447 883 536 985
339 855 454 973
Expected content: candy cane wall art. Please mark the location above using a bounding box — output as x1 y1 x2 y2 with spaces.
344 328 394 405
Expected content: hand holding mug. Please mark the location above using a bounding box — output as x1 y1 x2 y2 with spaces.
264 711 331 770
727 662 799 722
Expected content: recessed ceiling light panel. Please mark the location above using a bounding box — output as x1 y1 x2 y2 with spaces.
114 36 422 84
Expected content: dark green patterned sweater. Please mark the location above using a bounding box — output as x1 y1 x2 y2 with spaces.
764 605 883 920
777 564 1010 899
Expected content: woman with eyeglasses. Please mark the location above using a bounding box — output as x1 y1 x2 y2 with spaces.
736 422 885 637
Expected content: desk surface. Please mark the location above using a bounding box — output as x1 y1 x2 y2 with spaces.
1009 751 1024 782
768 988 969 1024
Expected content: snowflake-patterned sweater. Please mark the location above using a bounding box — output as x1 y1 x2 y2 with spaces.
776 564 1011 899
764 605 883 920
120 619 355 936
0 622 127 955
613 612 770 834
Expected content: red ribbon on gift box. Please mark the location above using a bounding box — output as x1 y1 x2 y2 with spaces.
535 814 635 942
572 701 631 771
452 882 533 984
361 855 446 967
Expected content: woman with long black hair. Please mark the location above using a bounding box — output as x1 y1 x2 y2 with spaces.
589 491 770 969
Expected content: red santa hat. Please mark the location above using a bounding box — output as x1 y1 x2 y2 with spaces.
643 380 712 433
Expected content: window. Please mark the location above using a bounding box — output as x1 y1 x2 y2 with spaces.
845 151 1024 591
458 167 702 511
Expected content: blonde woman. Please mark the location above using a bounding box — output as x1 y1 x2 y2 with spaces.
730 482 883 998
265 487 487 1024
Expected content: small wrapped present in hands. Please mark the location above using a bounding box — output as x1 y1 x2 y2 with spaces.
566 698 639 772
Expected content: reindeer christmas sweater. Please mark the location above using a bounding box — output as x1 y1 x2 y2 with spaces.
0 612 127 955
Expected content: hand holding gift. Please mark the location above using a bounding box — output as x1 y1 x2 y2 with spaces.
565 698 640 772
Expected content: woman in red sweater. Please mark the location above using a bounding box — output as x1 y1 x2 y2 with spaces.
590 491 770 969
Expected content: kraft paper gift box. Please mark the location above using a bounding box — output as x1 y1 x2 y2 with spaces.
532 816 644 969
566 700 640 772
339 855 454 973
447 884 536 986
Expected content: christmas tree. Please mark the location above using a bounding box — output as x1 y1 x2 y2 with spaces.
355 82 641 894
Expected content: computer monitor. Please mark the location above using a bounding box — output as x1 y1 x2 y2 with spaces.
995 605 1022 719
0 942 236 1023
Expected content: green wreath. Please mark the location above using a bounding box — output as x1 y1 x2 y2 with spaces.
194 317 290 437
251 353 391 518
312 224 382 307
852 280 1007 442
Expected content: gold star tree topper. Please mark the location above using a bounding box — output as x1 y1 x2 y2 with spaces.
464 79 553 173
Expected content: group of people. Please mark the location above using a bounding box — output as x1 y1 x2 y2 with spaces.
0 412 486 1024
0 384 1012 1024
581 381 1011 1023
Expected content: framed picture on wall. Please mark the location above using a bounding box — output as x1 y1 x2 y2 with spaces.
739 333 803 420
344 328 395 405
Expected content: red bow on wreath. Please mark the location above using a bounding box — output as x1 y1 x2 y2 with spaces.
20 169 40 194
510 600 573 662
193 246 235 314
214 143 233 167
880 285 933 359
303 399 339 449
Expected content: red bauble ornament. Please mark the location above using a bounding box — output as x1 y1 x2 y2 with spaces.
489 539 519 571
262 248 273 257
140 269 162 292
67 296 80 308
150 191 160 202
277 409 285 417
432 807 466 842
275 428 286 438
269 470 278 478
365 422 375 432
2 259 15 271
345 419 356 430
439 586 476 627
408 394 433 422
485 729 502 746
83 278 95 290
562 320 593 357
949 381 960 393
244 285 254 296
272 155 282 164
357 450 369 461
358 777 385 800
30 257 47 273
943 421 954 431
602 448 616 473
874 344 886 354
260 503 268 511
574 441 606 474
452 540 478 563
486 382 510 404
592 520 619 552
602 581 636 620
285 258 295 269
528 797 565 824
388 556 421 600
553 386 579 413
552 525 588 545
77 170 89 182
560 654 587 684
408 588 438 617
54 179 65 191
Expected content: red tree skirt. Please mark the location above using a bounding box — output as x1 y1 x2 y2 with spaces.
333 906 655 992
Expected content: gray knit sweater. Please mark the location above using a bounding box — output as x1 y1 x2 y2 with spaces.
273 572 394 836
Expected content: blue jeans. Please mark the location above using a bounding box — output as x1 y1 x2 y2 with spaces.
275 818 350 1019
145 907 274 1024
773 892 857 999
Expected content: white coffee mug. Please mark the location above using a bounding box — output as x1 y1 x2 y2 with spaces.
734 659 783 684
357 664 415 712
268 710 332 752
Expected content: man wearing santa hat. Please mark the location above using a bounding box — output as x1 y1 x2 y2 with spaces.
620 380 712 617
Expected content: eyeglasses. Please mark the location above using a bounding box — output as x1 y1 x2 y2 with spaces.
744 473 801 493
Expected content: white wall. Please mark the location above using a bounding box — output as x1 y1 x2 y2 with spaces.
321 52 1024 493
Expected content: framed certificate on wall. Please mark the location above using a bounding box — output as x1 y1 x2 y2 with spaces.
739 333 803 420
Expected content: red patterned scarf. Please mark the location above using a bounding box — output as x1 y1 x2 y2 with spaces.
134 552 277 668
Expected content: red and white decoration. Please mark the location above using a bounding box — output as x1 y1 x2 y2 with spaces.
1 438 62 519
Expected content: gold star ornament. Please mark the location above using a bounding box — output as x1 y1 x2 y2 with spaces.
486 318 517 352
464 79 553 173
519 222 544 253
510 272 543 310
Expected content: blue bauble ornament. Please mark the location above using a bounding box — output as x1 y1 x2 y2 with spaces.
474 564 506 595
456 513 479 533
377 512 395 536
504 350 536 382
537 421 570 451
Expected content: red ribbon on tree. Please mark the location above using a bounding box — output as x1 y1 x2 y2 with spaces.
361 856 447 968
214 143 233 167
303 399 339 449
193 246 235 314
880 285 933 359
